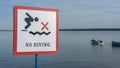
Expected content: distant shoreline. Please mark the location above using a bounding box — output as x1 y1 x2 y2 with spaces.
59 28 120 31
1 28 120 31
0 30 13 32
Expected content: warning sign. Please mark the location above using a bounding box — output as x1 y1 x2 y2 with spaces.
14 6 59 55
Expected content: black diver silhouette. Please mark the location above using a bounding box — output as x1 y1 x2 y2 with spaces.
24 13 39 29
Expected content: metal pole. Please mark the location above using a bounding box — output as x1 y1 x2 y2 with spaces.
35 54 38 68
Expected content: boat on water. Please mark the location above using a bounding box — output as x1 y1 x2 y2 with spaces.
112 41 120 47
91 39 104 45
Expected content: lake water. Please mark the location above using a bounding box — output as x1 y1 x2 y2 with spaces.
1 31 120 68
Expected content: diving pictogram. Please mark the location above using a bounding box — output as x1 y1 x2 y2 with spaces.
22 12 51 35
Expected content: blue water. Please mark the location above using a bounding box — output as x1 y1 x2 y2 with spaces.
1 31 120 68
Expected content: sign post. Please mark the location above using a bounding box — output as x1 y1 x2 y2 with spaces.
14 6 59 68
35 54 38 68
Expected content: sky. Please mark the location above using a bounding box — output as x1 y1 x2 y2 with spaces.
1 0 120 30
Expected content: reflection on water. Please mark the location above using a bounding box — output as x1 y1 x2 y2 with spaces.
1 31 120 68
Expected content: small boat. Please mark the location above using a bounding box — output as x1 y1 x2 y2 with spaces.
91 39 98 45
112 41 120 47
91 39 104 45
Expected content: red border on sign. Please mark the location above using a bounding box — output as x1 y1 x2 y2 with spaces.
14 6 59 55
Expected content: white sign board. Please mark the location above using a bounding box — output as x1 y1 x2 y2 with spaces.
14 6 59 55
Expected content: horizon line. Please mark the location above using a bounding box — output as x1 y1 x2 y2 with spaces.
1 28 120 31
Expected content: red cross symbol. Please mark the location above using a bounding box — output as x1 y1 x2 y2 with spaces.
41 22 49 30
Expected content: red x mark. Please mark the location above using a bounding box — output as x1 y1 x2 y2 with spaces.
41 22 49 30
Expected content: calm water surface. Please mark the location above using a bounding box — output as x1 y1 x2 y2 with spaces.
1 31 120 68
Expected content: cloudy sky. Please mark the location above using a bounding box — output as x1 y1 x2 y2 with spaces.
1 0 120 30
